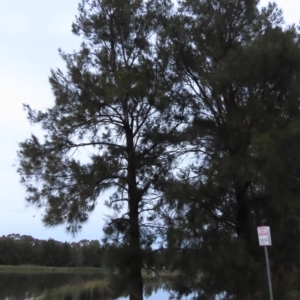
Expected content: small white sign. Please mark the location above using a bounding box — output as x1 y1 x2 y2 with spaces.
257 226 272 246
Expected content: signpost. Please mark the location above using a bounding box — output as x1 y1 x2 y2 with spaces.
257 226 274 300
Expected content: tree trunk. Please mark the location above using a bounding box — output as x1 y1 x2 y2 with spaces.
129 200 143 300
235 181 252 243
124 97 144 300
128 161 143 300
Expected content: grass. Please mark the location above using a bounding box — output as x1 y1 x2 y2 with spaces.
40 279 110 300
0 265 105 274
0 265 179 277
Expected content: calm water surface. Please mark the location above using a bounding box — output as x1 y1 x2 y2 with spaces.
0 272 104 300
0 273 178 300
116 287 190 300
0 273 202 300
115 280 192 300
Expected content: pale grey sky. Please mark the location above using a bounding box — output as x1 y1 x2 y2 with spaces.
0 0 299 242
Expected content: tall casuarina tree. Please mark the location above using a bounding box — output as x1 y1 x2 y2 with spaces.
159 1 300 299
17 0 184 299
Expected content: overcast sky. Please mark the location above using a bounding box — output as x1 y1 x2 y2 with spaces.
0 0 299 243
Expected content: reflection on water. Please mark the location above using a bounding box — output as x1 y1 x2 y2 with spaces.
0 273 181 300
115 278 225 300
0 273 214 300
115 279 191 300
0 272 104 300
116 284 193 300
116 288 172 300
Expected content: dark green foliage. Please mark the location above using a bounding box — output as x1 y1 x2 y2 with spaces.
63 293 73 300
40 239 63 267
91 286 101 298
158 0 300 299
0 234 104 268
82 240 103 268
79 289 90 300
17 0 184 299
16 0 300 299
0 238 21 265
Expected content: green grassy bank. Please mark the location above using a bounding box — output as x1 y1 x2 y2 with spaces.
0 265 105 274
0 264 179 277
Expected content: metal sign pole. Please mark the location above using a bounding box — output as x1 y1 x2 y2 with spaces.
264 246 274 300
257 226 274 300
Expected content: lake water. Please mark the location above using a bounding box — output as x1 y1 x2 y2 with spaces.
0 273 227 300
0 272 104 300
0 273 182 300
116 286 192 300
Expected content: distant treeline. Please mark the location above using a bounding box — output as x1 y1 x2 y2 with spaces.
0 234 168 269
0 234 103 267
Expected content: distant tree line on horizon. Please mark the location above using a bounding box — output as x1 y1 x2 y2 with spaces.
0 234 170 270
0 234 103 267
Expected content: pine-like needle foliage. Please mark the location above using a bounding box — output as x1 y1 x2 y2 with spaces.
17 1 186 299
159 1 300 299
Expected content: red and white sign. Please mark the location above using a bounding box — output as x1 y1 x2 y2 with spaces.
257 226 272 246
